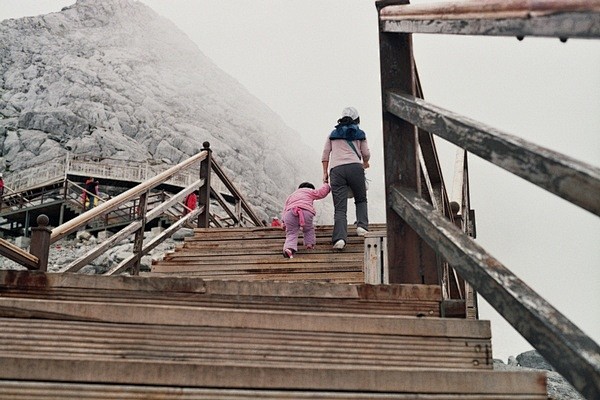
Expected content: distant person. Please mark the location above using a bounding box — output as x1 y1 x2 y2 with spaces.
321 106 370 250
271 217 282 227
84 177 97 210
0 173 4 198
281 181 331 258
183 191 198 215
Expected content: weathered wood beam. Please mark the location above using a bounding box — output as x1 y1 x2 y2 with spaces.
380 0 600 39
389 183 600 400
211 160 263 226
386 91 600 216
0 238 38 270
378 2 440 285
210 187 239 224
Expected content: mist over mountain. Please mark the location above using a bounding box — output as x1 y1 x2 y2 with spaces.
0 0 326 221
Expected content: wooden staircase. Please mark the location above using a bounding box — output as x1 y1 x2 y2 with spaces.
150 225 373 283
0 225 547 399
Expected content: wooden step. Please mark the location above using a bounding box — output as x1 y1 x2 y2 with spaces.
0 359 546 399
0 316 492 370
0 271 546 399
151 225 371 282
0 271 442 317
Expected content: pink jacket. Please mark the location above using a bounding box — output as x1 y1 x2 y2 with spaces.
283 183 330 216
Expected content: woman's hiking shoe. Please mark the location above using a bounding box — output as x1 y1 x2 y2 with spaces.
356 227 368 236
332 240 346 250
283 248 295 258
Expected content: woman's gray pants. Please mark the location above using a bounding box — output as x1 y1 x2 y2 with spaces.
330 163 368 244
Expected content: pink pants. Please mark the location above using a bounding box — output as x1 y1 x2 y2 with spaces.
283 208 315 251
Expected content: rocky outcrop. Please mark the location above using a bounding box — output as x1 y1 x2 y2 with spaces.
0 0 323 221
494 351 585 400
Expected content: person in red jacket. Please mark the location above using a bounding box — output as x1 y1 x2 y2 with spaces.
270 217 282 227
183 191 198 215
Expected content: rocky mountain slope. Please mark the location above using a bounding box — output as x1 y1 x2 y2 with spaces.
0 0 323 220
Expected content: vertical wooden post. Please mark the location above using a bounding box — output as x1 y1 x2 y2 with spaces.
30 214 51 271
131 192 148 276
24 211 30 238
198 142 212 228
377 0 438 285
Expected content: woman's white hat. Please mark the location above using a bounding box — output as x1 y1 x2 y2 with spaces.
341 107 359 120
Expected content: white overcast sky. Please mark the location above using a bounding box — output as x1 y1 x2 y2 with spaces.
1 0 599 363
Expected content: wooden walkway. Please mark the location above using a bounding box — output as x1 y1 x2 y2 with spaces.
0 270 546 399
0 225 547 398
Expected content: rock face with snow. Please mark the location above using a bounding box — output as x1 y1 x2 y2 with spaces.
0 0 324 220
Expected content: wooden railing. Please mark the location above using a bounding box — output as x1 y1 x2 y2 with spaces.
376 1 600 399
0 142 264 275
3 151 225 194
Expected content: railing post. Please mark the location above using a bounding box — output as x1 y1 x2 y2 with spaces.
30 214 51 271
198 141 212 228
131 192 148 276
378 0 438 285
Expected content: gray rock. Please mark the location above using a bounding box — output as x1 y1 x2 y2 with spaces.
0 0 323 222
171 228 194 241
494 353 585 400
517 349 555 371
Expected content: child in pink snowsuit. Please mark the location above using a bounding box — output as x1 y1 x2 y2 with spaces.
282 181 331 258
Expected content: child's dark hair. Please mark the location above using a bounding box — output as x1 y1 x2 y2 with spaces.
298 182 315 190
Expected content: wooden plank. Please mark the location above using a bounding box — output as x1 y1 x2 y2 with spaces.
160 255 363 268
0 357 546 395
0 270 438 300
0 238 38 270
0 275 441 318
0 381 549 399
0 297 490 338
0 318 492 369
386 91 600 216
0 290 441 317
377 17 440 286
379 0 600 38
389 183 600 399
380 0 600 19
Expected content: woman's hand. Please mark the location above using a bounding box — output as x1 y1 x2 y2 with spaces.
363 161 370 169
323 172 329 183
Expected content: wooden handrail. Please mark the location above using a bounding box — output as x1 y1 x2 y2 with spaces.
389 183 600 399
50 150 209 243
385 91 600 216
62 179 204 273
211 159 264 226
380 0 600 20
379 0 600 39
0 238 38 270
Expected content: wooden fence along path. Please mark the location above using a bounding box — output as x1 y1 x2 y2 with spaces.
0 269 546 399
